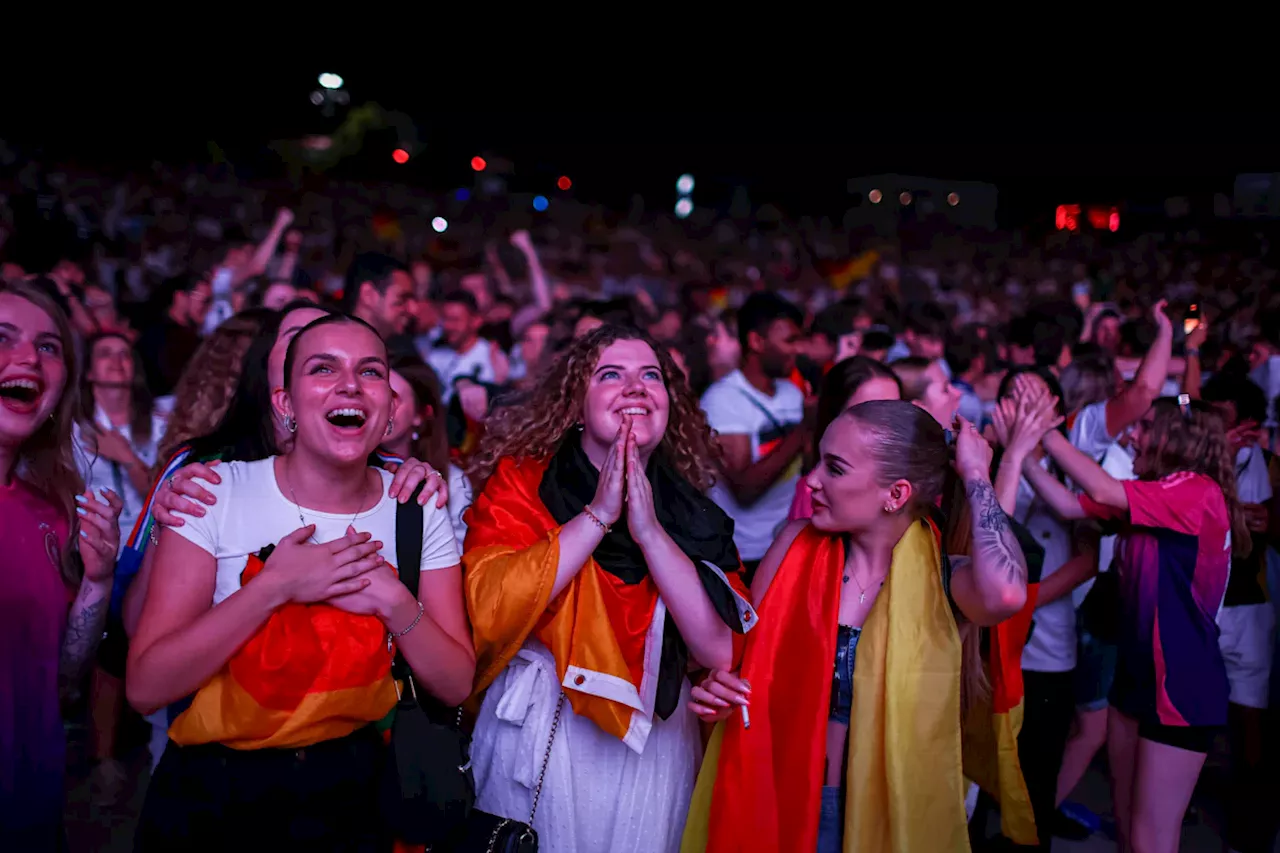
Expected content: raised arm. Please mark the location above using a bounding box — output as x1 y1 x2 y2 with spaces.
1105 300 1173 436
1042 430 1128 511
948 421 1028 626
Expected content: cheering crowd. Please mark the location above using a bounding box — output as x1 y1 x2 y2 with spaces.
2 163 1280 853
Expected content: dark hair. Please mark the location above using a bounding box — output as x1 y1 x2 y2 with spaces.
1011 311 1070 369
945 325 995 378
902 302 948 340
997 366 1068 420
282 313 386 391
736 292 802 350
889 356 935 403
842 400 948 517
186 303 338 463
79 332 154 444
813 357 902 462
440 289 479 313
1202 371 1268 426
859 328 895 353
811 302 861 345
388 352 449 474
341 252 408 313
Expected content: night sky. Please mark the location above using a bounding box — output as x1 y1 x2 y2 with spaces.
10 72 1279 227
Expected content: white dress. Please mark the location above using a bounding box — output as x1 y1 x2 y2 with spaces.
471 640 702 853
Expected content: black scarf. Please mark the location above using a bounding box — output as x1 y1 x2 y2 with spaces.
539 434 745 719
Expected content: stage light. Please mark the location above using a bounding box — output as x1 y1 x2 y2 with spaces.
431 217 448 233
455 188 471 202
868 189 883 204
676 174 695 195
899 191 912 205
947 192 959 206
532 195 549 211
309 91 325 106
674 197 693 219
318 73 343 90
1109 210 1120 232
392 148 409 164
471 156 487 171
557 176 572 191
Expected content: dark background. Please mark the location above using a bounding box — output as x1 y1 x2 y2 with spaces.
8 71 1278 227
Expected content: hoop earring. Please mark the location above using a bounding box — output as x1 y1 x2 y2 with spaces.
385 417 395 437
284 414 297 434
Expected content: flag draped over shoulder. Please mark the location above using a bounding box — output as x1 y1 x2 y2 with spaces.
683 518 1038 852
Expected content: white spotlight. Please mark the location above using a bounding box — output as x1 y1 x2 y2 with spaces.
676 174 695 195
318 73 344 90
431 217 448 233
674 197 693 219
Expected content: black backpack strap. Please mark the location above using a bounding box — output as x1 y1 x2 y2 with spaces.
392 484 426 683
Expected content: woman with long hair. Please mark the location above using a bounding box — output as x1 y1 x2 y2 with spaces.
1018 395 1247 853
385 351 472 543
0 283 122 851
128 313 475 850
72 330 165 802
683 401 1035 852
463 325 756 852
787 356 902 521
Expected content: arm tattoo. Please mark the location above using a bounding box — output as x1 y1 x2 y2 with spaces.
964 478 1028 587
60 581 109 688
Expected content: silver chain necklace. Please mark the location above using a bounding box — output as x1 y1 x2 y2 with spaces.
283 459 373 542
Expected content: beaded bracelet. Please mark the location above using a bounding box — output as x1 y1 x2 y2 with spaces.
583 504 612 534
387 600 426 652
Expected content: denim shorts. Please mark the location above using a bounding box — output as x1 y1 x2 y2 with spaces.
817 786 843 853
1073 618 1117 712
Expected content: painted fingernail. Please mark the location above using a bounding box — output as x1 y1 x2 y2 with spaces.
76 507 87 516
75 494 87 504
80 529 89 538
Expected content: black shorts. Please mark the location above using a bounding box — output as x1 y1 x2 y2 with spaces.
96 613 129 679
1138 721 1223 754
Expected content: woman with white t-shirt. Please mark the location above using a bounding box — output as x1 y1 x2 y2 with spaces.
127 313 475 850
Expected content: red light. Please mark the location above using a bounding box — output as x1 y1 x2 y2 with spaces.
392 148 409 164
471 156 487 171
557 176 572 191
1055 204 1081 232
1108 209 1120 232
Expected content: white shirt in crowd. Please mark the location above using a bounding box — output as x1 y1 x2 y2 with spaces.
72 406 167 551
700 370 804 562
425 339 497 405
1015 457 1076 673
169 457 460 607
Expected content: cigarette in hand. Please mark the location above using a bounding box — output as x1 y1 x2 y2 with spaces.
741 704 751 730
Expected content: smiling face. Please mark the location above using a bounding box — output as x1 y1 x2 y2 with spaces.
806 416 905 534
580 339 671 462
87 335 134 388
275 320 393 466
0 292 69 452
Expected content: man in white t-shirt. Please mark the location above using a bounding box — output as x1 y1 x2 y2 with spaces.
425 291 499 405
701 293 810 573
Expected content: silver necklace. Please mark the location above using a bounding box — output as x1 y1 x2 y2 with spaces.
283 460 372 542
842 567 886 605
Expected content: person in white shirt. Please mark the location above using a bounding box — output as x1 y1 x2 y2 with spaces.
128 312 474 850
425 290 500 405
700 293 809 576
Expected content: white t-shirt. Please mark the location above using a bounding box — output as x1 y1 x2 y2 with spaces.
447 463 473 547
1078 441 1136 608
701 370 804 561
1069 400 1117 463
169 457 460 607
425 339 497 404
72 407 167 549
1015 459 1076 672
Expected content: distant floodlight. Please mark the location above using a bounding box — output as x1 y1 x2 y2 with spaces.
532 195 549 212
676 174 695 195
318 73 344 90
431 217 448 233
309 91 325 106
899 191 912 205
674 197 694 219
947 192 959 206
868 189 883 204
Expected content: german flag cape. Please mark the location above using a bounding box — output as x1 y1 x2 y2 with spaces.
683 519 971 853
169 548 397 749
463 456 755 754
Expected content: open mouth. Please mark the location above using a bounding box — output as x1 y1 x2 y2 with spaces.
617 406 650 417
325 407 368 430
0 377 42 410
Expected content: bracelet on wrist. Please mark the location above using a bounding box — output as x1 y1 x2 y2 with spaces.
386 600 425 652
583 504 612 534
1186 348 1200 358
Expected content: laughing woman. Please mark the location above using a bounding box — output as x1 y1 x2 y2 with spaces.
0 284 123 851
127 313 475 851
463 325 756 853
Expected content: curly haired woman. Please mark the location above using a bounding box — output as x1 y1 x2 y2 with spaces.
463 325 757 853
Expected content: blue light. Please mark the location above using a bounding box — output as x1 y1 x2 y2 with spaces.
532 195 549 212
455 188 471 202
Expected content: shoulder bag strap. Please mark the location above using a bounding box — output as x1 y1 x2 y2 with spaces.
528 692 567 825
392 484 426 686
